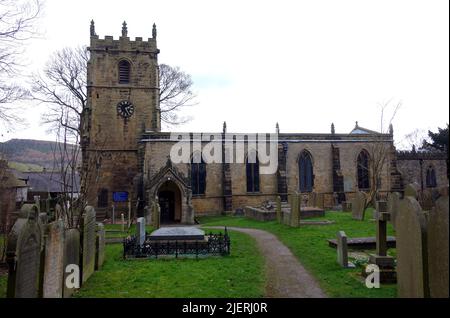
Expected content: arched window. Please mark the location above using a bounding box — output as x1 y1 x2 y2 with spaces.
191 152 206 195
426 166 437 188
246 151 260 193
118 60 130 84
299 151 314 192
357 150 370 190
97 188 108 208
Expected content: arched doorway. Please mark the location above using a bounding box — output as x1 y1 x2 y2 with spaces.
157 180 182 224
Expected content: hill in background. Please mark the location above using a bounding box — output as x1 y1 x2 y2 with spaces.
0 139 80 172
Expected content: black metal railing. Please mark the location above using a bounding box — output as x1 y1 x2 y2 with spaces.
123 229 231 259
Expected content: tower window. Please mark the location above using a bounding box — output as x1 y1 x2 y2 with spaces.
97 188 109 208
118 60 131 84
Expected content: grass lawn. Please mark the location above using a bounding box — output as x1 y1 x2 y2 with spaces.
198 211 397 298
73 229 265 298
0 273 6 298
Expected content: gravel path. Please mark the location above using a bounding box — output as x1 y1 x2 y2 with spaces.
207 226 327 298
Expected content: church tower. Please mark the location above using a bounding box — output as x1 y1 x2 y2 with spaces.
81 20 160 215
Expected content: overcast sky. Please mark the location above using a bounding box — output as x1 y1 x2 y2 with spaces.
1 0 449 149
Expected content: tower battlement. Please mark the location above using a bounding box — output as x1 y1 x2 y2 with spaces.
88 20 159 53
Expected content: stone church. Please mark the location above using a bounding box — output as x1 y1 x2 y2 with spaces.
81 22 448 224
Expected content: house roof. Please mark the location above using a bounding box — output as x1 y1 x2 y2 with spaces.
11 170 80 193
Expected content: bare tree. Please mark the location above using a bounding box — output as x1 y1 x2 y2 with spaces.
31 46 88 137
159 63 196 126
363 100 401 210
0 0 41 127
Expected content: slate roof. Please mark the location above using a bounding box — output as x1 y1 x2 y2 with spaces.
11 170 80 193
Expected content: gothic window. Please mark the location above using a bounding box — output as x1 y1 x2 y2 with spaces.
299 150 314 192
246 151 260 193
118 60 131 84
357 150 370 190
191 153 206 195
98 188 108 208
426 166 437 188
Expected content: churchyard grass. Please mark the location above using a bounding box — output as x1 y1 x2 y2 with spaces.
199 210 397 298
0 272 6 298
73 229 265 298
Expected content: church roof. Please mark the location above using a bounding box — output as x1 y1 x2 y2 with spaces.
349 122 380 135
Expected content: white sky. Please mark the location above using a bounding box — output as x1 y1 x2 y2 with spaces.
1 0 449 150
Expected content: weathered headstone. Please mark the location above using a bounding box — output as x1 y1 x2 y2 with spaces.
351 191 366 220
6 204 42 298
396 196 428 297
63 228 80 298
387 192 401 230
81 206 96 284
95 223 106 270
427 195 449 298
42 219 65 298
136 217 146 246
275 196 282 223
336 231 353 268
144 205 152 225
152 201 161 229
290 192 300 227
420 189 434 211
404 182 420 199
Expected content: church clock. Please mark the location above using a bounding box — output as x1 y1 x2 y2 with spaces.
117 100 135 118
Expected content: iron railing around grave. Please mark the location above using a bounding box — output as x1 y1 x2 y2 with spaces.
123 229 231 259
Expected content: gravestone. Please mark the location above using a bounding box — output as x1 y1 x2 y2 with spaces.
342 201 352 212
95 223 106 270
144 205 152 224
427 195 449 298
396 196 428 297
387 192 401 230
63 228 80 298
351 191 366 220
404 182 420 199
6 204 42 298
420 189 434 211
336 231 354 268
81 206 96 284
152 201 161 229
290 192 300 227
275 196 282 223
136 217 146 246
42 219 65 298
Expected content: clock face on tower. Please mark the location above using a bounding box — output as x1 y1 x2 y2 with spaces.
117 100 134 118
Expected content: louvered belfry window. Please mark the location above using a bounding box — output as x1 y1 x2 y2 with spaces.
118 60 131 84
191 153 206 195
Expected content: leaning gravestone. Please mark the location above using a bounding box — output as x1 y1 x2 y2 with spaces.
387 192 401 230
136 217 146 246
427 195 449 298
290 192 300 227
6 205 42 298
396 196 428 298
95 223 106 270
63 228 80 298
81 206 96 284
351 191 366 221
42 219 65 298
